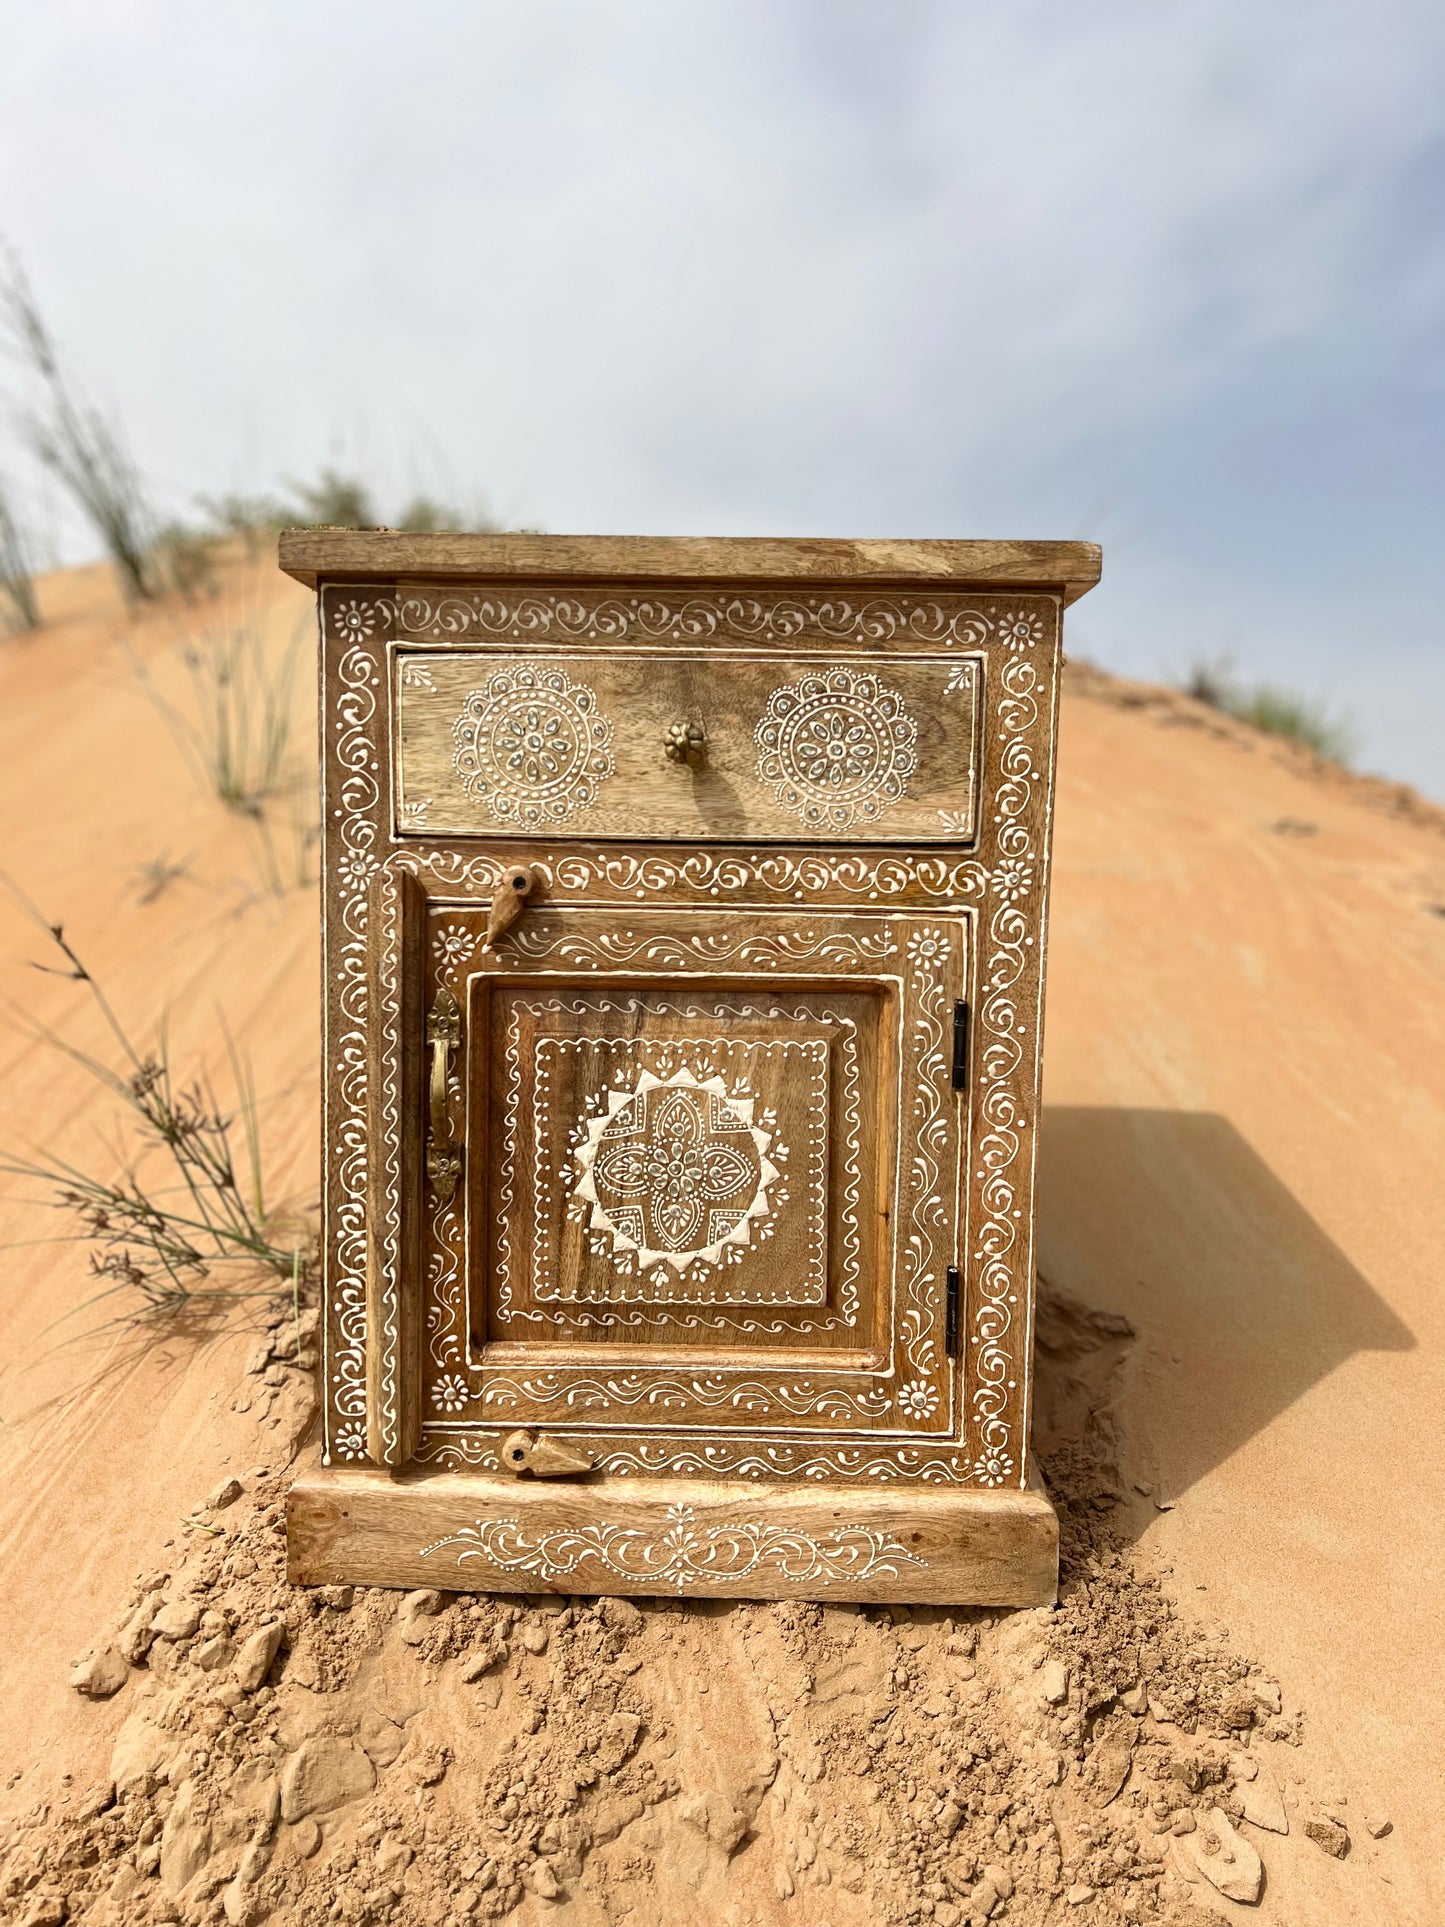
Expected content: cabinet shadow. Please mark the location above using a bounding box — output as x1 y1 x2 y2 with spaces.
1034 1107 1414 1506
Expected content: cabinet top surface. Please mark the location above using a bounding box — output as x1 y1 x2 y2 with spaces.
279 530 1102 603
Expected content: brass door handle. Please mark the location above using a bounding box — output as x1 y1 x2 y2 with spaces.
663 720 707 768
425 986 462 1202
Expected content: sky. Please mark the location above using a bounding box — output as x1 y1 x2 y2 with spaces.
2 0 1442 794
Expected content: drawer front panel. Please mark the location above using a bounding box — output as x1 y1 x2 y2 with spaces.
394 650 980 843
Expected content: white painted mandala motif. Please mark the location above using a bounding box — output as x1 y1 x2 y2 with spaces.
451 662 615 827
754 667 918 829
571 1068 781 1275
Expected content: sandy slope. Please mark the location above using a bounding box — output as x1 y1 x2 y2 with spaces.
0 554 1441 1923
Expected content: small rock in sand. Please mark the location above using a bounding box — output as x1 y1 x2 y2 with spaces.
208 1477 244 1510
116 1599 162 1665
221 1877 268 1926
16 1897 68 1927
290 1818 323 1858
1304 1814 1350 1858
160 1779 213 1895
678 1792 750 1855
234 1622 284 1692
358 1711 407 1767
1171 1807 1263 1904
70 1646 129 1699
398 1589 445 1643
1066 1884 1095 1906
110 1713 179 1793
524 1857 562 1899
195 1634 235 1672
280 1738 376 1821
520 1622 550 1655
1364 1811 1392 1838
151 1599 203 1642
1239 1768 1288 1833
1039 1659 1069 1704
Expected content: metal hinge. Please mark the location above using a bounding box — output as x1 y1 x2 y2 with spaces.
951 1000 970 1090
945 1265 960 1357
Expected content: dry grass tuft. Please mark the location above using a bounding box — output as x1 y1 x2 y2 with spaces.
0 879 314 1330
1185 654 1356 765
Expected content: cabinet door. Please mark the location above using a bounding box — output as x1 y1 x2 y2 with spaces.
403 898 970 1464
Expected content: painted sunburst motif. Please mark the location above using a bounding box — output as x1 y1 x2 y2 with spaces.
572 1068 781 1275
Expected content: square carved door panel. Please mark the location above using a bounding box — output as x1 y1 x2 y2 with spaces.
442 906 965 1446
287 532 1100 1605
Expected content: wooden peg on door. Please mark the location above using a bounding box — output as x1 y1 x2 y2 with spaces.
481 865 540 952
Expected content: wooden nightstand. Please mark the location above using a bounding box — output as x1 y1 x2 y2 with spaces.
282 532 1100 1605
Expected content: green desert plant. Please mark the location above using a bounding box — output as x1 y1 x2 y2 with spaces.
130 613 304 817
197 490 287 557
0 250 156 603
151 519 222 602
0 880 312 1328
396 492 464 533
1184 654 1356 765
0 476 40 631
284 465 376 529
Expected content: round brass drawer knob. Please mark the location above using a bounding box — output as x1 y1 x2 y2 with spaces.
663 720 708 768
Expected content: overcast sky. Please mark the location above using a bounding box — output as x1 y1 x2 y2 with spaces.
3 1 1442 793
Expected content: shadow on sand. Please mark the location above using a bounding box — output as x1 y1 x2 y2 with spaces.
1034 1106 1414 1508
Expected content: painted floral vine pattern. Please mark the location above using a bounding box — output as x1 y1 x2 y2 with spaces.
420 1502 924 1589
320 582 1057 1487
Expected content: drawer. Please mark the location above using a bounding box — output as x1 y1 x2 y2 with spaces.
392 648 981 843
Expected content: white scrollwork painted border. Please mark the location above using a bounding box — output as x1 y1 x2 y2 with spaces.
420 1502 924 1590
386 586 1048 655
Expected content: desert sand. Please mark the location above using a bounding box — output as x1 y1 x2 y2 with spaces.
0 553 1440 1925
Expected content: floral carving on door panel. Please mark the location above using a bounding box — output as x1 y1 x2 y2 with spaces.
572 1068 781 1279
754 667 917 829
451 662 614 826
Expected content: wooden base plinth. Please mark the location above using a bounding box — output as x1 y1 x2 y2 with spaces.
287 1461 1058 1607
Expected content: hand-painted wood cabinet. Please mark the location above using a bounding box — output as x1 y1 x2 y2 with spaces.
282 533 1101 1604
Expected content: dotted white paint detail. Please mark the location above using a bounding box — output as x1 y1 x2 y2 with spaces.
755 667 917 830
451 661 614 827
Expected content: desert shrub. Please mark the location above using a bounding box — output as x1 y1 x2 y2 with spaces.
1184 654 1355 765
396 493 463 532
0 882 312 1326
0 250 156 602
136 616 302 816
198 490 287 557
151 520 220 602
284 465 375 528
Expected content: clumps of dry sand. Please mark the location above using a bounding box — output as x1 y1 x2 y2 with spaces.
0 1285 1376 1926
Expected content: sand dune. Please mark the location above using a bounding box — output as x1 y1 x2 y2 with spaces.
0 552 1440 1924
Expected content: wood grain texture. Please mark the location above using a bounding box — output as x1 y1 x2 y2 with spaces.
287 1460 1059 1606
395 650 979 844
280 530 1102 603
